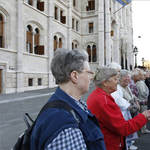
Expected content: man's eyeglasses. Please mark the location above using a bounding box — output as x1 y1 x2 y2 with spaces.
81 70 95 77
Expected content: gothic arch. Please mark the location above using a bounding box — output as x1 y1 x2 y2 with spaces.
0 5 10 48
26 20 44 31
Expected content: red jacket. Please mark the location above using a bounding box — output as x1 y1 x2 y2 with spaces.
87 87 147 150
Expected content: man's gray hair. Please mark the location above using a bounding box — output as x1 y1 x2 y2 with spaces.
131 68 142 77
51 48 88 84
105 62 121 71
93 67 118 87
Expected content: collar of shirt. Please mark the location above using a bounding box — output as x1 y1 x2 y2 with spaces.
51 87 94 123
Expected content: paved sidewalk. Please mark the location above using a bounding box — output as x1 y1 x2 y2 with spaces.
134 122 150 150
0 87 150 150
0 87 57 103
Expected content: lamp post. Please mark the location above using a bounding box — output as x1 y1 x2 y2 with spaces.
141 57 145 66
133 46 138 68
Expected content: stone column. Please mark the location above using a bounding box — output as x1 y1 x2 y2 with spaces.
33 0 37 8
123 50 126 69
105 0 111 64
16 0 24 92
48 0 54 87
67 0 72 50
97 0 104 67
113 23 120 63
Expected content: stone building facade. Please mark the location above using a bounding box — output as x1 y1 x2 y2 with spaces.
0 0 134 94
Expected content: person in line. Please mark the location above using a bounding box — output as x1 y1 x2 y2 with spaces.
30 48 106 150
136 70 150 134
128 68 142 99
119 70 140 118
87 67 150 150
106 63 140 149
106 62 140 118
119 69 140 150
145 71 150 110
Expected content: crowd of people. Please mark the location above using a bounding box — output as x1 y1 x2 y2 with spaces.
30 48 150 150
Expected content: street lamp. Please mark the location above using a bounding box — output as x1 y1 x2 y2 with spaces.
141 57 145 66
133 46 138 68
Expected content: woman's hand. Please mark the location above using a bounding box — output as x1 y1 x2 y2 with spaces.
135 100 140 111
142 110 150 121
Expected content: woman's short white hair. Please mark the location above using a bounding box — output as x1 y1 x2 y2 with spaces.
131 68 142 77
119 69 129 81
105 62 121 71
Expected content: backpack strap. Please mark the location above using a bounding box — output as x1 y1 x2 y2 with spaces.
24 100 79 129
38 100 80 124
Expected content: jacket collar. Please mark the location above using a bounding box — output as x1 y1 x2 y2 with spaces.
96 87 115 102
50 87 94 123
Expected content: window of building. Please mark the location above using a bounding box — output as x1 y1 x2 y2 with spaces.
0 13 4 48
55 6 58 20
89 22 93 33
38 78 42 86
87 44 97 62
72 42 74 49
34 28 39 54
26 25 44 55
76 21 78 31
87 45 91 62
54 36 57 51
92 45 97 62
54 35 63 51
28 78 33 86
111 30 114 36
60 10 66 24
72 18 74 29
28 0 33 6
75 44 77 48
26 25 33 53
73 0 76 7
37 0 44 11
86 0 95 11
59 38 62 48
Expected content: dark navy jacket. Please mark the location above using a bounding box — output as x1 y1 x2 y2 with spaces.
30 87 106 150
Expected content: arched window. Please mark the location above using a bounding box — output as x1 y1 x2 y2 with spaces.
75 44 77 48
26 25 33 53
59 38 62 48
92 45 97 62
54 36 57 51
0 13 4 48
87 44 97 62
87 45 91 62
26 24 44 55
34 28 39 54
72 42 74 50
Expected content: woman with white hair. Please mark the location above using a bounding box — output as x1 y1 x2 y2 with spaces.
119 69 140 150
136 70 150 133
119 69 140 118
106 62 130 116
87 67 150 150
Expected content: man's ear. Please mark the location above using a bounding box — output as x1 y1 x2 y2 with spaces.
70 71 78 83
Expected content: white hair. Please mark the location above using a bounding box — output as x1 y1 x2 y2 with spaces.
105 62 121 71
